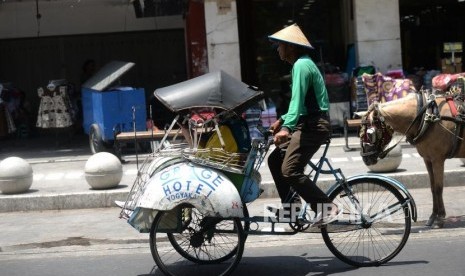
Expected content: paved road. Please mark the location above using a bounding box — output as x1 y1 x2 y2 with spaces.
1 194 465 275
1 233 465 276
1 187 465 253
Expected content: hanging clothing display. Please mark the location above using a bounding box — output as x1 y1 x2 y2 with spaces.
36 81 74 128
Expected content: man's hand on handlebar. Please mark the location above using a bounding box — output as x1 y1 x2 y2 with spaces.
268 120 290 146
269 119 282 135
273 129 290 146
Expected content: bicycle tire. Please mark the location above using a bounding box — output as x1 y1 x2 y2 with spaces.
89 124 113 154
321 178 411 267
150 207 245 276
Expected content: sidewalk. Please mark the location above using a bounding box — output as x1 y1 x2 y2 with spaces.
1 133 465 213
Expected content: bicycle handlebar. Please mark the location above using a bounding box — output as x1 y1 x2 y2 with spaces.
256 125 273 141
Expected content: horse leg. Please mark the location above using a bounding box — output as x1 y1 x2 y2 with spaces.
431 160 446 229
423 159 438 227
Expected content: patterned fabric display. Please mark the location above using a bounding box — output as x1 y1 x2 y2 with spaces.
379 76 415 102
362 73 415 106
361 73 380 105
36 86 73 128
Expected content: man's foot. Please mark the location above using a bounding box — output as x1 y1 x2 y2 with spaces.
310 203 342 226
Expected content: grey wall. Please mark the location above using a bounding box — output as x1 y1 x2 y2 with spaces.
0 0 183 38
353 0 403 73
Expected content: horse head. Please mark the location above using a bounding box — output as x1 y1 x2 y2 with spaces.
359 103 394 166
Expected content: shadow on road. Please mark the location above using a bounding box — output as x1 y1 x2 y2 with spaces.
140 254 430 276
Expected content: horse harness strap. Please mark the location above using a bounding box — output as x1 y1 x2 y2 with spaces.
446 96 458 117
405 93 438 145
443 95 465 158
409 93 465 158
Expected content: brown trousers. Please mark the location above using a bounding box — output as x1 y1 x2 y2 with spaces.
268 114 331 210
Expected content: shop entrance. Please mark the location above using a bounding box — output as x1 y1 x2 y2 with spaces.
0 30 187 145
236 0 350 130
400 0 465 73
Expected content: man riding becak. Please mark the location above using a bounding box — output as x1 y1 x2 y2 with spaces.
267 24 341 224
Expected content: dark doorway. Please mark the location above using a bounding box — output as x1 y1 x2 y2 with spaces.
236 0 346 101
400 0 465 72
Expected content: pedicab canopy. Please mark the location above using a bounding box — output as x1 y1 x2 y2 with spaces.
154 70 264 114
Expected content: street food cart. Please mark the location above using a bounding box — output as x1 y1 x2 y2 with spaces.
81 61 146 154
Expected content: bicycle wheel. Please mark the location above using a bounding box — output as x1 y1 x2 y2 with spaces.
150 206 245 276
168 206 248 264
321 178 411 267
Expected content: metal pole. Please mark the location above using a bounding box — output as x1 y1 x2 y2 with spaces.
132 106 139 171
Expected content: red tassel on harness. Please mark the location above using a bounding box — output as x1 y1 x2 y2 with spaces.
446 96 458 117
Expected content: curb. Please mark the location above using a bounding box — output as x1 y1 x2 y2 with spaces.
0 191 129 212
1 169 464 213
260 169 465 197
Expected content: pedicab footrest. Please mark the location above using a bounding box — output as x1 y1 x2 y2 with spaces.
182 147 248 174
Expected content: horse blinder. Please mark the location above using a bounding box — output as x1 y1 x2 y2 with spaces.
359 108 394 166
360 128 380 165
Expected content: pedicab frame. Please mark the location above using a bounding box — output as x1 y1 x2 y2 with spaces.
118 70 418 276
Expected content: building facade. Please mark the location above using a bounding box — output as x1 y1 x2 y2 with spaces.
0 0 464 139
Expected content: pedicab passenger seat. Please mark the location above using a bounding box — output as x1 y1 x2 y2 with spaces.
155 70 265 202
153 70 264 175
181 116 249 171
120 71 265 218
180 120 266 204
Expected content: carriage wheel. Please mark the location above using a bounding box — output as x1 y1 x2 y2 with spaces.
167 203 249 263
150 206 245 276
321 178 411 267
89 124 113 154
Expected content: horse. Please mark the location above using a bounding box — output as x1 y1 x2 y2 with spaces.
359 90 465 228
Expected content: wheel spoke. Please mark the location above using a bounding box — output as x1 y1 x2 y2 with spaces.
150 207 244 275
369 200 408 223
321 180 411 267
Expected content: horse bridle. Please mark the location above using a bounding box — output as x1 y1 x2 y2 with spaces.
359 103 395 166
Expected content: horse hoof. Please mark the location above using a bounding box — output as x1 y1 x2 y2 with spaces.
432 222 444 229
433 218 445 229
425 215 437 227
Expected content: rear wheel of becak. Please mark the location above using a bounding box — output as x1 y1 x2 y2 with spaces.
89 124 113 154
150 206 245 276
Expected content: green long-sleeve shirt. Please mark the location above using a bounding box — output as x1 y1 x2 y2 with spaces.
281 55 329 131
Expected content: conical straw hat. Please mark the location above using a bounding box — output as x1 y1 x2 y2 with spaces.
268 24 313 49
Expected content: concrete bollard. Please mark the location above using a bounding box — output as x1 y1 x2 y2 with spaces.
0 157 33 194
85 152 123 189
367 139 403 173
